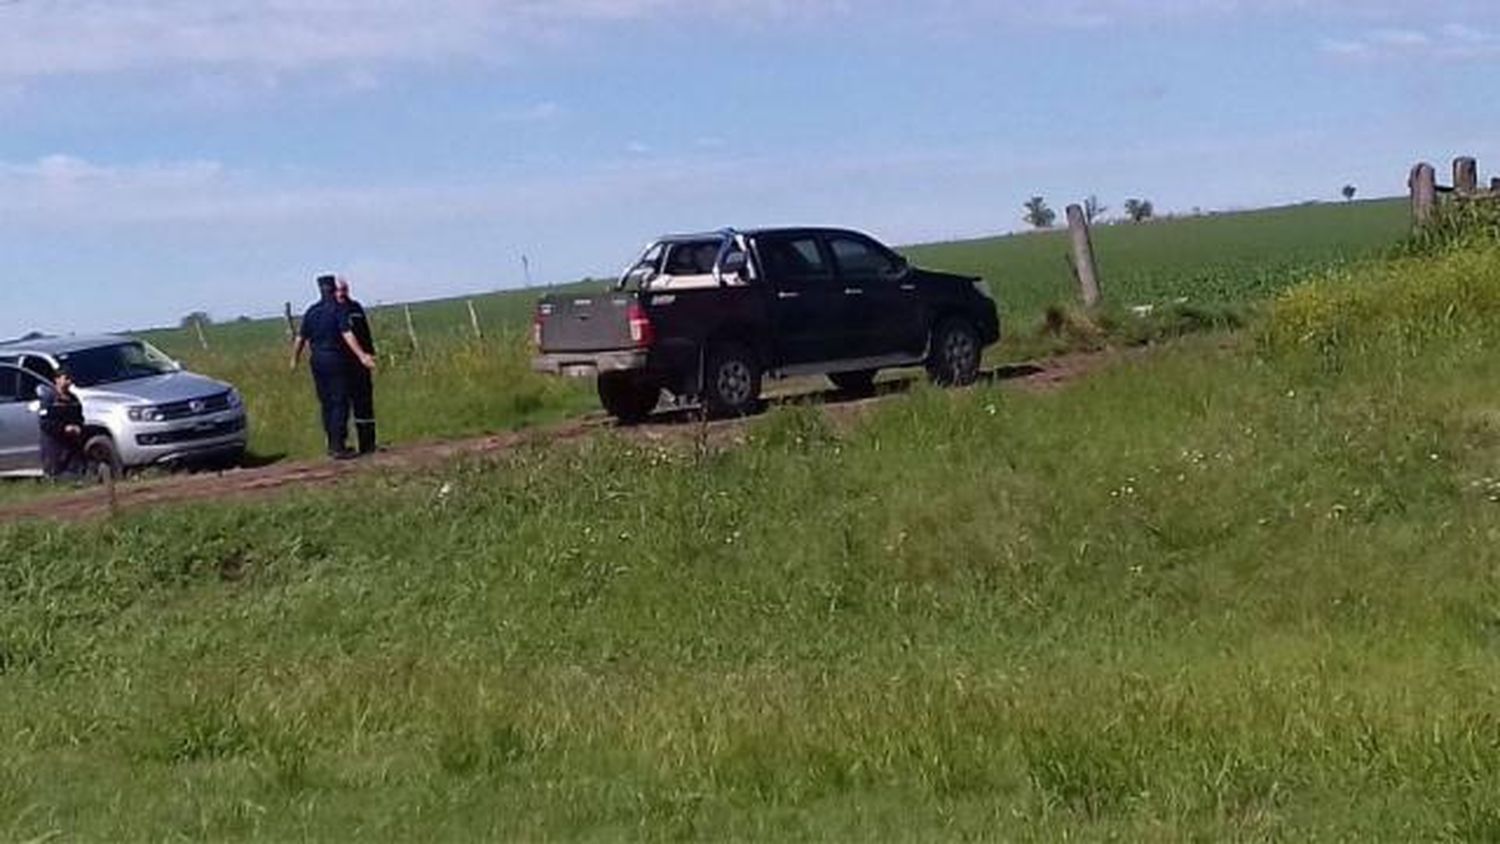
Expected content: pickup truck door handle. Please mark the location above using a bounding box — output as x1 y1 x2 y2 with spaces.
844 287 864 296
899 284 917 292
777 291 801 300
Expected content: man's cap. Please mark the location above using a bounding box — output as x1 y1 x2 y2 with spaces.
316 274 337 293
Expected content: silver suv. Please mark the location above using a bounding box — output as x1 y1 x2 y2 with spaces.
0 334 247 477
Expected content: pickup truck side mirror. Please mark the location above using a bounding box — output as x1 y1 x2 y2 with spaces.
882 255 912 280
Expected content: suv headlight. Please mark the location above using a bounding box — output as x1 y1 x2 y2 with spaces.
128 405 166 422
227 389 243 409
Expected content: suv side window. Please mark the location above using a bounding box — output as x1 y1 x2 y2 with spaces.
21 355 56 381
0 367 18 404
829 235 903 277
758 235 831 286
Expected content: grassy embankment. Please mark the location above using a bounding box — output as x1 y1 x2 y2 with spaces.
5 220 1500 838
127 199 1407 461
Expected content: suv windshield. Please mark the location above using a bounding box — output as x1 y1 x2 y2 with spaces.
57 341 177 387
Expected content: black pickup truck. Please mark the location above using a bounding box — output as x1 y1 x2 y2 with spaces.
532 227 1000 422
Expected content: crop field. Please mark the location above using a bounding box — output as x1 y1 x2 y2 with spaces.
122 198 1408 462
6 232 1500 838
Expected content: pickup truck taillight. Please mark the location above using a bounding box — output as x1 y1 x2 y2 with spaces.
533 304 550 349
627 301 655 348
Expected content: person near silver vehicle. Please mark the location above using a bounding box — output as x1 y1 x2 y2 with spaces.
291 275 377 459
333 276 378 455
37 368 85 478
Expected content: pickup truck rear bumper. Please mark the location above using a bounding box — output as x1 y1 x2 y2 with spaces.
532 350 650 377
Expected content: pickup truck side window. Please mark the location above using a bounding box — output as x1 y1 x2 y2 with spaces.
0 367 18 404
829 235 903 277
665 242 719 275
759 236 831 286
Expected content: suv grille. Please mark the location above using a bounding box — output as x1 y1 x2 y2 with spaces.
154 391 233 421
136 416 246 446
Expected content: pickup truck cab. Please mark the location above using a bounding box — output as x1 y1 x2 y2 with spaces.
0 334 248 478
533 227 999 422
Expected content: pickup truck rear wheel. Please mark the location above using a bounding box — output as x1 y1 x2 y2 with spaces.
597 373 659 425
703 344 762 418
828 369 878 396
927 318 982 387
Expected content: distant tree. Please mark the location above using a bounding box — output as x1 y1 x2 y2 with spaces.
1083 195 1108 225
1023 196 1056 229
1342 184 1357 202
1123 198 1155 223
235 315 253 324
180 311 212 329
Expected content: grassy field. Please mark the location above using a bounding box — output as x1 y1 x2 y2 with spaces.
5 236 1500 838
116 198 1410 462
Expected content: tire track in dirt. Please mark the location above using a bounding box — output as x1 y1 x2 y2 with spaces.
0 350 1130 524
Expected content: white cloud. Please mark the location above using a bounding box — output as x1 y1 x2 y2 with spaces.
1321 22 1500 61
0 0 845 81
3 0 1498 83
495 101 565 123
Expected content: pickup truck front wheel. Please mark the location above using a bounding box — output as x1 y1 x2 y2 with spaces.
598 373 660 425
927 318 982 387
703 344 762 418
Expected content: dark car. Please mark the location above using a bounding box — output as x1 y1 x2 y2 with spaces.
532 227 1000 422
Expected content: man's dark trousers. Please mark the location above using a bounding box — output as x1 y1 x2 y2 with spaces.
40 433 81 477
311 357 350 454
348 363 376 454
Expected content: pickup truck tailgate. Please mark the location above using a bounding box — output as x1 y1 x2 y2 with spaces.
538 292 636 353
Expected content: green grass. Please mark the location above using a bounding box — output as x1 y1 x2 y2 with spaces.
189 330 596 461
4 242 1500 839
907 197 1409 343
115 199 1409 465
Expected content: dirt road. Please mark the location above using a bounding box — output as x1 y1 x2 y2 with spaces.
0 351 1125 524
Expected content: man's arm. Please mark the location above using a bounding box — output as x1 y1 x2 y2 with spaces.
289 336 308 371
342 332 376 371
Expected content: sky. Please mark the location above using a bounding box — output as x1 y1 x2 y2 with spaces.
2 0 1500 337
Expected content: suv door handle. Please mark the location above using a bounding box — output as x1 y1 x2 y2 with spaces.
844 287 864 296
777 291 801 300
899 284 917 291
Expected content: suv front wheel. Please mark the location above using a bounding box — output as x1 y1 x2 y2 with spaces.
83 433 124 482
927 318 982 387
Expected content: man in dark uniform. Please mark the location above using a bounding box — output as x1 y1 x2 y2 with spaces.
333 276 378 455
37 368 85 478
291 274 376 459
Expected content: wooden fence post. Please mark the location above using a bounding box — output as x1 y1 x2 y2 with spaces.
1454 156 1479 196
403 304 420 353
1491 177 1500 193
466 299 484 341
1065 203 1101 308
283 302 296 340
105 467 119 520
193 317 210 351
1410 162 1437 228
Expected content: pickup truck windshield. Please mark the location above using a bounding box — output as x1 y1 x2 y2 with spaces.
57 341 177 387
